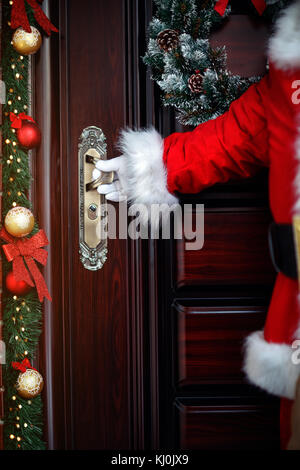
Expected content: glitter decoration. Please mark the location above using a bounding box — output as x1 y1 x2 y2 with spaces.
4 206 35 237
12 26 42 55
16 369 44 399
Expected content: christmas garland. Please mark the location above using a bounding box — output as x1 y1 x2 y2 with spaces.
1 1 56 450
143 0 291 126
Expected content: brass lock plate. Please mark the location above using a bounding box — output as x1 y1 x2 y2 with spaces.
78 126 109 271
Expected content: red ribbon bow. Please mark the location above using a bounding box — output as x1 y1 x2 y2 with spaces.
11 0 58 36
12 358 37 373
214 0 267 16
0 227 52 302
10 112 35 129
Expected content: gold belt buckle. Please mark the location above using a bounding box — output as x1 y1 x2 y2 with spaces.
292 215 300 286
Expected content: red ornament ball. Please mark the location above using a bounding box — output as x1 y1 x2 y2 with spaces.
5 271 32 296
17 121 41 150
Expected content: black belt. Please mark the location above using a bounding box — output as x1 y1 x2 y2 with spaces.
268 222 298 279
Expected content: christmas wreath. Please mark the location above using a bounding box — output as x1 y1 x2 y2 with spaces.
143 0 291 126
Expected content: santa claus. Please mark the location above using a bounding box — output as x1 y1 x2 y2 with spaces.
93 0 300 449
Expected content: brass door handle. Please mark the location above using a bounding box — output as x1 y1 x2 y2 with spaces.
78 126 111 271
85 154 114 192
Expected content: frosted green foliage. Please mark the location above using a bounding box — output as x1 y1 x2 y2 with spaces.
144 0 291 126
158 73 187 93
170 0 198 31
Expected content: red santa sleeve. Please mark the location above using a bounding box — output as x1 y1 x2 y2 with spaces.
119 74 269 213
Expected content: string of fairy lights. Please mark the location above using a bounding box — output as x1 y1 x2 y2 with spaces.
1 1 49 450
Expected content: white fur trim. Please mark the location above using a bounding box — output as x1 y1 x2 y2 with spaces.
243 331 300 399
269 1 300 71
118 128 179 227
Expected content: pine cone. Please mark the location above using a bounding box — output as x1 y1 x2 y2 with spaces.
188 72 203 93
157 29 179 52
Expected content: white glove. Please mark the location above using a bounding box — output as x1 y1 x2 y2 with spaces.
92 156 127 202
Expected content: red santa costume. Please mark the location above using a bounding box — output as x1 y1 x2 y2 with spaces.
116 1 300 447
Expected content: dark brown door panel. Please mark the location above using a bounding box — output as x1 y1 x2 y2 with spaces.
174 399 280 450
174 303 267 387
175 210 276 288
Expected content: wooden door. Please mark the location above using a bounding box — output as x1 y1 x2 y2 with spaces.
33 0 279 450
34 0 133 450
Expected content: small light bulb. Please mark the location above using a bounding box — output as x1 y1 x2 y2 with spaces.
11 64 16 70
9 434 15 440
12 202 17 207
9 1 13 5
16 437 21 442
10 155 13 160
17 157 21 163
16 424 20 429
12 396 16 401
14 109 18 114
5 139 10 144
24 350 28 355
24 423 28 428
7 100 12 105
15 73 20 79
23 105 28 110
9 177 14 182
17 96 21 101
15 336 19 340
7 160 11 165
12 141 17 146
13 296 17 300
18 191 22 196
21 327 25 332
27 401 31 405
18 404 22 409
16 307 20 312
17 168 21 173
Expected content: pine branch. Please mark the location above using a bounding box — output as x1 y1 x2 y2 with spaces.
1 1 45 451
143 0 290 126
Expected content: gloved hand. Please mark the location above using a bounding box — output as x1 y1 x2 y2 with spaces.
92 156 127 202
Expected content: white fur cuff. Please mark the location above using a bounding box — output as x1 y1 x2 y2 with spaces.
269 1 300 71
243 331 300 400
118 128 179 227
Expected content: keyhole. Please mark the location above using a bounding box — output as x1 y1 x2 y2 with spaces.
88 203 98 220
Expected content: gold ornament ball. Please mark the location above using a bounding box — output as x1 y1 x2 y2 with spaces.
5 207 35 238
12 26 42 55
16 369 44 399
